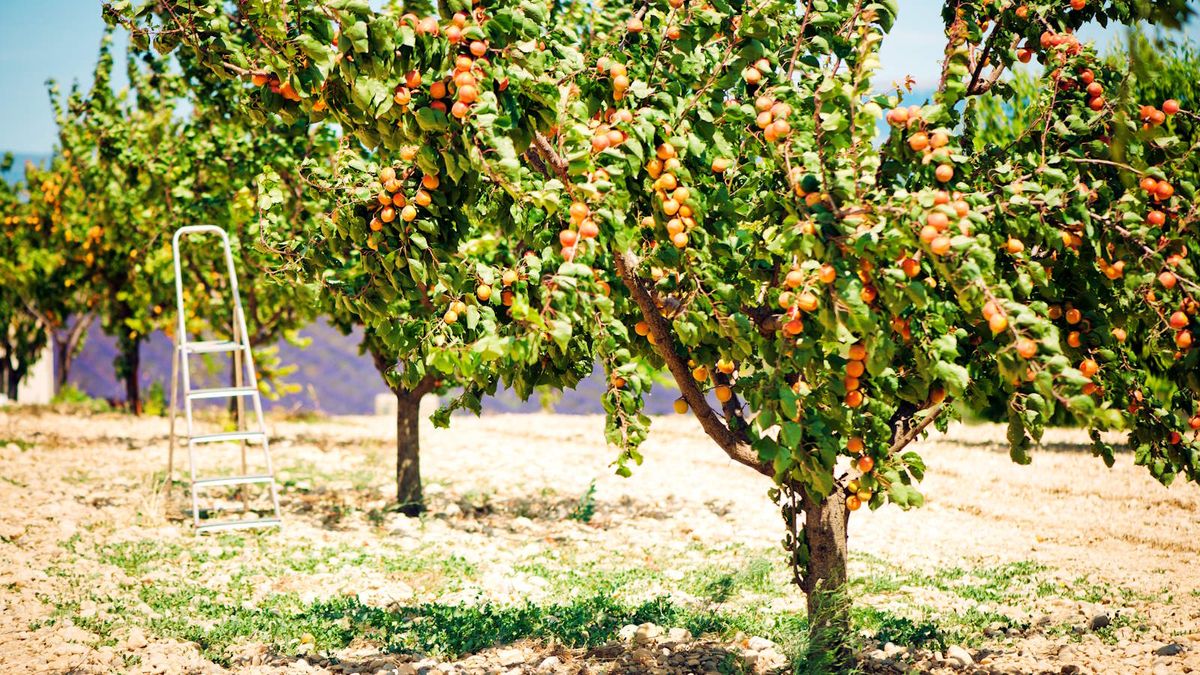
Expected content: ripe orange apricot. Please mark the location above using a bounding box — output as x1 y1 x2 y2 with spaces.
1178 330 1194 349
1006 237 1025 254
1147 210 1166 226
714 385 733 403
927 211 949 230
1159 271 1177 289
1065 308 1082 324
401 205 417 222
846 360 865 378
469 40 487 56
989 313 1009 334
819 264 837 284
422 174 440 189
935 164 954 183
848 344 867 360
908 132 929 151
846 495 862 511
1111 327 1127 343
930 236 952 256
451 101 470 119
477 284 492 301
579 220 599 239
785 269 804 288
1016 337 1038 359
716 359 735 375
674 398 689 414
901 257 920 278
845 390 864 408
856 456 874 473
847 437 864 454
569 201 589 222
797 292 819 312
1079 358 1099 378
671 231 688 248
560 229 579 248
1163 99 1180 115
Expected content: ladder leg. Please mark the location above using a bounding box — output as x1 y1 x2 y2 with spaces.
233 318 249 514
167 343 179 499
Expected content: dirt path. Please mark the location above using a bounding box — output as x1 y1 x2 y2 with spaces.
0 407 1198 674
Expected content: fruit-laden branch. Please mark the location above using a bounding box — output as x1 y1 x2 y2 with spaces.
613 248 769 477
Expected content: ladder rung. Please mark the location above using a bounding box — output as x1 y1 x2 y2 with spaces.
195 517 281 534
183 340 246 354
189 431 266 445
187 386 258 400
193 474 275 488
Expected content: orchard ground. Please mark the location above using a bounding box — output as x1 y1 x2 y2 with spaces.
0 406 1198 675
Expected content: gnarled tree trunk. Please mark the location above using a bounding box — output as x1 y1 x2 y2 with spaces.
800 489 852 672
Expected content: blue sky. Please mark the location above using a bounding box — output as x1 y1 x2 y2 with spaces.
1 1 1198 154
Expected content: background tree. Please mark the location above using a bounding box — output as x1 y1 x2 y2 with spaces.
115 0 1200 669
0 154 52 401
48 35 334 410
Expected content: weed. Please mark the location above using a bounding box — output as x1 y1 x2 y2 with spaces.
568 480 598 523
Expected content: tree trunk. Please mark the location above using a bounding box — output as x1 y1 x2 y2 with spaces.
53 338 72 393
54 315 93 394
394 388 423 517
122 339 142 414
799 489 853 673
6 365 19 402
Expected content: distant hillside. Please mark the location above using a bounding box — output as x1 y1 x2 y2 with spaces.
69 319 684 416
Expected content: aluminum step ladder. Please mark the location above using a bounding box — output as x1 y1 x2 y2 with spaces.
166 225 282 534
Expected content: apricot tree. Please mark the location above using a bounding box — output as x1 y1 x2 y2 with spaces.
116 0 1199 666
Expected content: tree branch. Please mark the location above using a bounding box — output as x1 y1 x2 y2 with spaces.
612 248 770 477
887 400 949 456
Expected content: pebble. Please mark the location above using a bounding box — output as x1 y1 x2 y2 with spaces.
1090 613 1111 630
946 645 974 668
1155 643 1185 657
124 627 148 650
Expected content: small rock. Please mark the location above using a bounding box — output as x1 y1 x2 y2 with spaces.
1155 643 1185 657
883 642 907 658
746 636 776 652
632 622 662 646
1089 613 1111 630
946 645 974 668
537 656 561 671
125 627 148 650
618 624 639 642
666 627 692 643
495 648 524 667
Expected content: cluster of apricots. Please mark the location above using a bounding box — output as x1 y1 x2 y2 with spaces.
596 57 631 102
1138 99 1180 130
740 57 771 87
387 13 493 121
843 432 876 511
777 266 820 337
645 142 697 249
558 200 598 259
752 94 792 144
889 107 955 184
368 153 435 249
843 342 868 409
250 72 300 102
917 190 971 257
589 107 633 153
